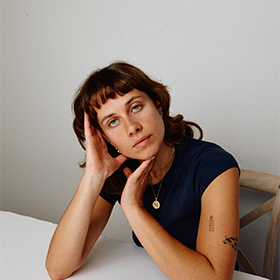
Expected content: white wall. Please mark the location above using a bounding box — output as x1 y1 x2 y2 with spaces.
1 0 279 278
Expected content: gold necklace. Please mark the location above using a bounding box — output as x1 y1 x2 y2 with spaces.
149 146 175 209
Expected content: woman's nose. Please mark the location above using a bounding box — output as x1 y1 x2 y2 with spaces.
125 118 142 135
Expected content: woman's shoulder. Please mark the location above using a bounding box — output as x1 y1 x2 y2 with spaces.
176 137 239 172
178 137 228 155
175 137 239 198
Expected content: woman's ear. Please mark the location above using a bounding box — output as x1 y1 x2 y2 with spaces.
102 133 108 142
103 134 120 154
154 100 162 113
157 105 163 116
102 133 112 144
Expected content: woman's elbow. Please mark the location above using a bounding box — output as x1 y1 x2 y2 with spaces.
45 258 74 280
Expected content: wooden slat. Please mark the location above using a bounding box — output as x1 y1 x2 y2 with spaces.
238 169 280 279
263 188 280 279
239 197 275 229
240 169 280 194
237 249 258 275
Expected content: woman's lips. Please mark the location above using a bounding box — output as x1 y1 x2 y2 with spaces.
133 135 151 148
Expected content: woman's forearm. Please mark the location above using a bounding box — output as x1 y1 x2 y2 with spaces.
46 173 106 280
123 206 228 280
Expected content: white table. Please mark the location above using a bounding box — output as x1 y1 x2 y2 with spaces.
0 211 268 280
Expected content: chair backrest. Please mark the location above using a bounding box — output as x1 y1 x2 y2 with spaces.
237 169 280 280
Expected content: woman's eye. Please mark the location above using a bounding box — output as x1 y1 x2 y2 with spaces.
132 105 141 112
109 119 118 127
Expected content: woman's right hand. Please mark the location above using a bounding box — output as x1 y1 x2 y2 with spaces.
84 112 128 180
46 113 125 280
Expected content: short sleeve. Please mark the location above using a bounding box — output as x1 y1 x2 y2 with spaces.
190 143 239 198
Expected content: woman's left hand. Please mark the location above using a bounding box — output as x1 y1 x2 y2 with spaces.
121 157 155 211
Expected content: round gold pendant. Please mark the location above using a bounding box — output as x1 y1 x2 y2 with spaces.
152 200 160 209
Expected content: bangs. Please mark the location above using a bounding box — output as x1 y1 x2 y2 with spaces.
79 61 159 123
89 73 138 109
90 84 131 109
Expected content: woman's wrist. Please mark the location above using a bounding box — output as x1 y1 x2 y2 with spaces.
81 171 107 193
121 201 145 219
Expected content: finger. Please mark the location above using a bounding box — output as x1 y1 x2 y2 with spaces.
116 154 129 166
84 112 100 139
84 112 90 128
140 156 155 175
96 127 103 138
123 166 133 179
84 112 93 138
130 156 155 181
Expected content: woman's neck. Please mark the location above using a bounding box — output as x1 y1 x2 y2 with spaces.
149 144 175 185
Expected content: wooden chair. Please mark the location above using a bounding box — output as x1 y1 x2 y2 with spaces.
237 169 280 280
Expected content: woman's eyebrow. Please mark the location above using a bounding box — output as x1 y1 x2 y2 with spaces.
100 113 116 125
125 95 142 106
100 95 142 125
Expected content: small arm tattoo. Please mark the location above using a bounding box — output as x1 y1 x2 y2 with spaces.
223 236 239 252
209 215 214 231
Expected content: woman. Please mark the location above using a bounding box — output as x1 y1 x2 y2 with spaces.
46 62 239 280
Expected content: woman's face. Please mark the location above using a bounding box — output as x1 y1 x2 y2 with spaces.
96 89 166 160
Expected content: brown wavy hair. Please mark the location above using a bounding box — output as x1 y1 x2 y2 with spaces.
72 61 203 194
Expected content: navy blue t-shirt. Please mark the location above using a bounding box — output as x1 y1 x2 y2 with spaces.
100 137 239 250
